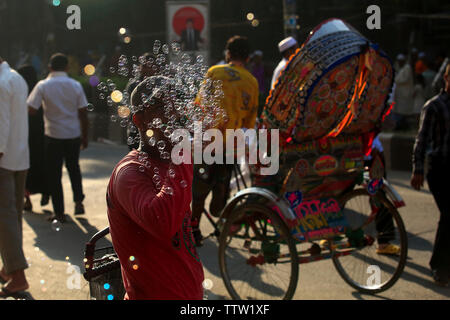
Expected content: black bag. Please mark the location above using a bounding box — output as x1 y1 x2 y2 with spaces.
83 227 125 300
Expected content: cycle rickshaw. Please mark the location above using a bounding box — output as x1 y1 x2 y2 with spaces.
206 19 408 300
84 18 407 301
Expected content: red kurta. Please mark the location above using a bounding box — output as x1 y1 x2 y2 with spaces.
107 150 204 300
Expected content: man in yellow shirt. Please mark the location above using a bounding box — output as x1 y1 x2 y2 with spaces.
191 36 259 246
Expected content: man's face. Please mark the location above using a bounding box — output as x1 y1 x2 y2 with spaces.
140 63 155 78
186 20 193 29
134 96 178 151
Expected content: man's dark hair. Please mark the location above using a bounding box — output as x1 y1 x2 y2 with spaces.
49 53 69 71
226 36 250 62
140 52 155 65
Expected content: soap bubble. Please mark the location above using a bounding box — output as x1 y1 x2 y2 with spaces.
196 55 204 64
120 119 128 127
157 140 166 150
152 118 162 128
153 40 161 55
171 42 181 54
152 175 161 184
202 278 213 290
181 53 191 64
162 44 170 55
161 152 170 160
111 90 123 103
146 129 154 137
51 219 62 232
118 106 131 118
165 186 174 195
87 103 94 112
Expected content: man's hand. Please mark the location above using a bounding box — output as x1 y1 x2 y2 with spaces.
0 152 3 159
411 173 424 191
28 106 37 115
78 107 89 151
81 137 88 151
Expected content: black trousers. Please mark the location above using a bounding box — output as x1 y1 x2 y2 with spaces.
427 160 450 274
364 156 395 244
45 136 85 215
192 163 234 218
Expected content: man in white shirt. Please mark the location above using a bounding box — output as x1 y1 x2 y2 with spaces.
270 36 299 90
393 53 414 130
0 57 30 297
27 53 89 223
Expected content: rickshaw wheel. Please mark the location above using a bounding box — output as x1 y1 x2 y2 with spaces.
331 188 408 294
218 201 299 300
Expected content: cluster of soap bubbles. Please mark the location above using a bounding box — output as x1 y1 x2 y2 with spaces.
95 39 227 139
135 149 188 192
92 40 228 192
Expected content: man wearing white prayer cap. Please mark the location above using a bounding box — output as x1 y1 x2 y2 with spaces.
270 36 299 89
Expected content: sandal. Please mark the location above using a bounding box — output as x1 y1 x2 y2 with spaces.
376 244 400 255
0 287 27 298
0 274 9 285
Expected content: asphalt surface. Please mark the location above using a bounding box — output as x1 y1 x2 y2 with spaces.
1 141 449 300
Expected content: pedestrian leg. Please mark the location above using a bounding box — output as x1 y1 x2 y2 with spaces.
63 138 85 204
0 168 28 276
427 167 450 276
45 136 65 218
13 170 27 243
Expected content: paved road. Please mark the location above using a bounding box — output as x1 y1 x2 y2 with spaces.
2 141 449 300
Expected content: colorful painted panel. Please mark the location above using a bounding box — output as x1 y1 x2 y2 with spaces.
261 18 393 143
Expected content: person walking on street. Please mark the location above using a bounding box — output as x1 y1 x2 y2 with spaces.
191 36 259 246
411 64 450 287
271 37 298 90
17 65 50 212
393 54 414 130
27 53 89 223
0 56 30 297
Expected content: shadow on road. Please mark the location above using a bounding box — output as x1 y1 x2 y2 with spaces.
199 237 288 299
402 259 450 297
389 179 431 195
407 231 434 252
351 291 392 300
23 211 111 270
